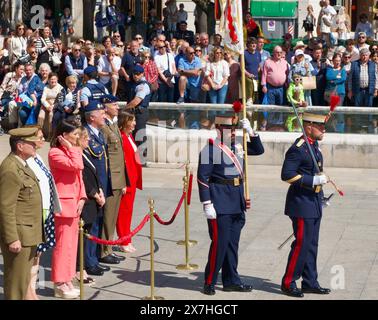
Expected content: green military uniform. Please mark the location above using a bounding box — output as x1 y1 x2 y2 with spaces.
100 104 129 258
0 128 43 300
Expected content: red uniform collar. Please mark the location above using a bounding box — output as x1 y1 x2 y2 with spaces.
303 136 315 145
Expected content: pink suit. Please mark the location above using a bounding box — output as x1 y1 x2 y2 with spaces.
49 146 86 283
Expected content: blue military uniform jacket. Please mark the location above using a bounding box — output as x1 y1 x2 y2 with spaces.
281 137 324 219
197 136 264 215
84 124 113 198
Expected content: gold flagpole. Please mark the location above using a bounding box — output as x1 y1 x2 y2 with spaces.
239 0 250 201
220 0 250 200
240 52 250 201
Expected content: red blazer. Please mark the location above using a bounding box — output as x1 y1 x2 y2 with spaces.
122 132 142 191
48 146 87 218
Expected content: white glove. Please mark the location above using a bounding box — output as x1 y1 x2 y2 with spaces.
241 118 254 136
203 203 217 220
313 174 329 186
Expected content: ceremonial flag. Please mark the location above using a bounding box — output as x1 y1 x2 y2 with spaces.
219 0 244 54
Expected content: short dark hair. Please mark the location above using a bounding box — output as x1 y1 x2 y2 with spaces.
10 136 24 153
86 70 98 79
50 119 79 148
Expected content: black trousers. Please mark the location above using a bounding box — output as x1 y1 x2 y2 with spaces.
205 212 246 287
282 217 321 290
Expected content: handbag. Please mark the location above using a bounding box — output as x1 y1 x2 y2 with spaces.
68 27 74 35
301 76 317 90
41 37 62 66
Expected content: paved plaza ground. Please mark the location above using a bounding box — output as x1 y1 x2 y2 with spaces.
0 134 377 300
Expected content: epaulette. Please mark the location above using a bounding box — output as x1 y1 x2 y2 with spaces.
296 139 305 148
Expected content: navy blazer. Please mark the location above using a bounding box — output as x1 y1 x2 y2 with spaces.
281 137 324 218
84 124 113 198
350 60 376 96
197 135 264 215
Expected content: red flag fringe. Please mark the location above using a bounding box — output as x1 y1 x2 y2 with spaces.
227 0 238 43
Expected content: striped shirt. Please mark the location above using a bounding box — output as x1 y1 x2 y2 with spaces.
359 62 369 88
36 36 55 56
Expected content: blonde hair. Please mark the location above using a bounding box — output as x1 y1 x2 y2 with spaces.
65 75 78 86
209 46 224 63
95 44 105 55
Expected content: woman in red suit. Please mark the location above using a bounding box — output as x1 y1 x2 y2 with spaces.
48 120 87 299
117 111 143 253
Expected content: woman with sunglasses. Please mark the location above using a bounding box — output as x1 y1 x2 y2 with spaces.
10 23 27 65
205 47 230 105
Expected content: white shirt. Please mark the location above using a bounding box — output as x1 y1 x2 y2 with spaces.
205 60 230 86
177 10 188 23
97 55 122 85
88 124 100 137
154 52 176 84
27 154 51 210
128 135 138 152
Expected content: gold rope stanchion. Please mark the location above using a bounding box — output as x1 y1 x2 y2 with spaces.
176 172 199 271
177 161 198 247
79 219 84 300
143 199 164 300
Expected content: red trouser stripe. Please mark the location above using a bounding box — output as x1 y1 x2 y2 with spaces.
284 217 304 289
206 219 218 285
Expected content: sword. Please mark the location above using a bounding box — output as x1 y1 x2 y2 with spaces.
288 103 344 196
277 193 334 250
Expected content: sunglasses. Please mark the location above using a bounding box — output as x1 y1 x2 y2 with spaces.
73 49 81 52
114 35 121 38
359 36 366 39
158 46 165 49
188 52 195 55
195 49 201 52
135 37 143 40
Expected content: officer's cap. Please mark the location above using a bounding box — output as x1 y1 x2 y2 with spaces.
302 113 327 124
84 66 97 75
84 100 105 113
9 127 40 142
214 115 238 127
132 65 145 74
102 94 119 104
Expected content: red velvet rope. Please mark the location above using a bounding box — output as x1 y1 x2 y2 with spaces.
153 191 186 226
86 214 151 245
86 190 187 244
187 173 193 206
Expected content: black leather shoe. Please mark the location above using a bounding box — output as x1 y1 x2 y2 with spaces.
302 286 331 294
223 283 253 292
281 285 304 298
86 266 104 276
111 253 126 261
99 255 120 264
97 264 111 272
203 284 216 296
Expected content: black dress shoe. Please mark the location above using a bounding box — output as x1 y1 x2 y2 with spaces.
99 255 120 264
97 264 111 272
302 286 331 294
223 283 253 292
281 285 304 298
111 253 126 261
203 284 216 296
86 266 104 276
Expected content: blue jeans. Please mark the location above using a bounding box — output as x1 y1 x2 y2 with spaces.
208 85 228 120
208 85 228 104
354 89 373 129
266 84 285 127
